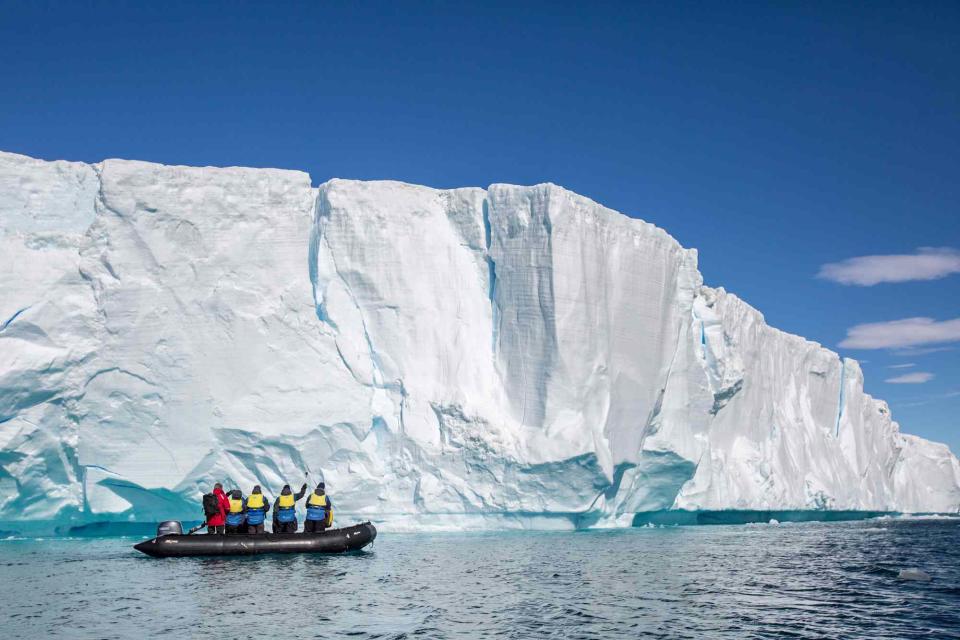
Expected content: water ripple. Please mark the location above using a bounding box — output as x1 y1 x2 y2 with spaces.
2 519 959 638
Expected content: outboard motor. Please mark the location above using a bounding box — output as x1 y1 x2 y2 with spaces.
156 520 183 537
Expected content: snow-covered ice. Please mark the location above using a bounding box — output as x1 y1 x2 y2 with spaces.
1 151 958 529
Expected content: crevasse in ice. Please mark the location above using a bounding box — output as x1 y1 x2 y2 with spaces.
1 151 957 529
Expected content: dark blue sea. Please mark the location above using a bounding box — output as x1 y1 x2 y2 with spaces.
3 517 959 639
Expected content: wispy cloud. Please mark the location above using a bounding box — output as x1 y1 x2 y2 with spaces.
885 372 935 384
893 390 960 407
893 345 956 356
817 247 960 286
887 363 916 369
839 317 960 349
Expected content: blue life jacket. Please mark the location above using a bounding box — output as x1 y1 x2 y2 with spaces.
245 494 267 525
225 496 245 527
275 492 297 523
305 493 329 521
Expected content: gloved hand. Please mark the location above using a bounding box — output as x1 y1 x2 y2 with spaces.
301 483 308 493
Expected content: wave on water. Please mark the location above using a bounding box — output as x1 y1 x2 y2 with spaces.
4 518 959 639
632 509 895 526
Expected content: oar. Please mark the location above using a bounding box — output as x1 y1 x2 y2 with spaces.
186 522 207 535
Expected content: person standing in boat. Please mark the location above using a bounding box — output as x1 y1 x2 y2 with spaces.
244 485 270 534
272 483 307 533
225 489 246 535
304 482 333 533
204 483 231 535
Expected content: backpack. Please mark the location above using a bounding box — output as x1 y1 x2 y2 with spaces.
202 492 220 518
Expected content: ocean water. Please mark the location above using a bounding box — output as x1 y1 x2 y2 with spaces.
3 518 959 639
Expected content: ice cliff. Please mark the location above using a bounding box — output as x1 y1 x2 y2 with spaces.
1 151 958 529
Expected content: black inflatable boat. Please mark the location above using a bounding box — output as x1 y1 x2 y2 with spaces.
134 521 376 558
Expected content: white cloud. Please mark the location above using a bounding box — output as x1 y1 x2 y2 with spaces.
839 317 960 349
885 372 935 384
887 363 916 369
817 247 960 286
893 345 955 356
895 390 960 406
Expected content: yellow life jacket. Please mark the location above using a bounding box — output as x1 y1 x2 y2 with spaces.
278 493 295 508
228 497 244 514
246 493 265 509
307 493 333 527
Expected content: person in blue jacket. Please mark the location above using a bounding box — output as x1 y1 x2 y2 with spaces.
304 482 333 533
272 483 307 533
225 489 246 535
244 485 270 534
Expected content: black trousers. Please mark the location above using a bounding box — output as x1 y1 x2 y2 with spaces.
247 523 265 534
304 519 327 533
207 525 225 534
225 524 243 535
273 520 298 534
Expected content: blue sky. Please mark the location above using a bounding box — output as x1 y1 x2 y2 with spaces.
1 2 958 452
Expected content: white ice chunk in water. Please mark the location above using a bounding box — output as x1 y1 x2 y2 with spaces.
897 568 932 581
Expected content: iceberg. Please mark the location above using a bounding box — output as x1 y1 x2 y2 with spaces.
1 150 958 530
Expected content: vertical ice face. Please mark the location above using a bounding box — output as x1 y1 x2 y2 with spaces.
672 291 960 513
486 185 699 460
0 153 99 518
0 150 957 527
482 184 711 525
74 159 345 516
314 180 497 418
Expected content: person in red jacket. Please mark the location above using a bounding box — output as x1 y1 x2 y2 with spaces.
205 483 231 535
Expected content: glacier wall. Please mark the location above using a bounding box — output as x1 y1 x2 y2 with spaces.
1 150 957 529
